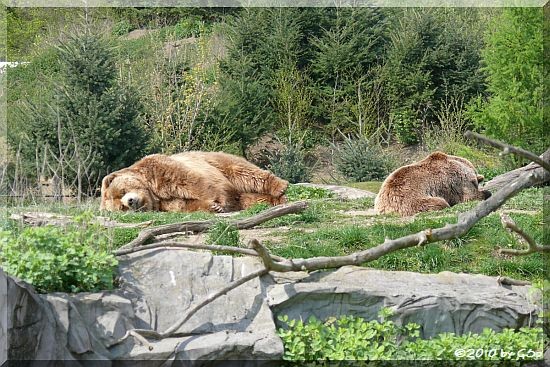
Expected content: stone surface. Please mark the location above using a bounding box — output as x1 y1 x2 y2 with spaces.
268 266 540 338
2 250 542 362
294 183 376 199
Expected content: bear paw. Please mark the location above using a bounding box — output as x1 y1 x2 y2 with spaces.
210 202 226 213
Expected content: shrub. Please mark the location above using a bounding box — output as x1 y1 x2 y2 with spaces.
277 308 544 361
0 213 118 293
205 221 241 247
333 137 394 182
266 139 312 184
112 19 132 36
285 184 334 202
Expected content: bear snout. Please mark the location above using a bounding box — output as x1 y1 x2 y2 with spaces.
482 190 492 200
122 192 141 210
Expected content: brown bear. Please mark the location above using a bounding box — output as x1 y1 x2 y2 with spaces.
100 151 288 213
374 151 491 216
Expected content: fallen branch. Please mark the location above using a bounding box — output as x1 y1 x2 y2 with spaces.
497 276 532 287
498 213 549 256
117 200 308 251
10 212 152 229
464 131 550 172
115 240 285 262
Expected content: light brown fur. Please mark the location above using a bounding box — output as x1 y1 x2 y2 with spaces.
100 151 288 213
374 151 491 216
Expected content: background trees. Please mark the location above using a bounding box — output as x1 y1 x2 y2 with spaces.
468 8 545 154
4 6 546 193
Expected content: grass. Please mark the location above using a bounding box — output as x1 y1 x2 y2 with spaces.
2 185 544 283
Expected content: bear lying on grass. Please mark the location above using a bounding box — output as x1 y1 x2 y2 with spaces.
374 151 491 216
100 151 288 213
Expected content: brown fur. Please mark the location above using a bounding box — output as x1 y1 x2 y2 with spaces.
374 151 491 216
100 151 289 213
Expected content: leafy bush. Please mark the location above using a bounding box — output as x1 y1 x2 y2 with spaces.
333 137 394 182
278 309 544 361
205 221 241 247
285 185 334 202
112 19 133 36
266 140 312 184
0 214 118 293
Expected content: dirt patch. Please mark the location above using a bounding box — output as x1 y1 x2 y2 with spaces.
125 29 155 40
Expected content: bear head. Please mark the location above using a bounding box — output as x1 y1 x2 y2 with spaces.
100 170 157 212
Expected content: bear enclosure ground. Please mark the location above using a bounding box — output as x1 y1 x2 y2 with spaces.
1 183 545 284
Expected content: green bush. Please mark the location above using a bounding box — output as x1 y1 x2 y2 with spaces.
285 185 334 202
277 309 544 362
333 137 394 182
205 221 241 247
266 140 312 184
112 19 133 36
0 214 118 293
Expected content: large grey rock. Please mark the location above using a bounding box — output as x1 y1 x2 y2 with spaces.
267 266 540 338
294 183 376 199
2 250 542 363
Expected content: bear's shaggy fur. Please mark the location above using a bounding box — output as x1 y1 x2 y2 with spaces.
100 151 288 213
374 151 491 216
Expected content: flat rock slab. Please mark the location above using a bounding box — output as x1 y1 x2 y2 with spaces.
268 266 540 338
294 183 376 199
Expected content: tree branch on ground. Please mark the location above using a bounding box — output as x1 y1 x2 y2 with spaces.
115 240 286 262
498 213 549 256
116 200 309 251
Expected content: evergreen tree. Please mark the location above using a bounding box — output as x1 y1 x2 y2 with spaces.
382 8 485 144
469 8 545 153
24 33 147 194
309 7 390 136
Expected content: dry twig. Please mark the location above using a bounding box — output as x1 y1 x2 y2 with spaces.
498 213 549 256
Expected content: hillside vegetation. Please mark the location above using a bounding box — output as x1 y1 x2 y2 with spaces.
4 7 545 197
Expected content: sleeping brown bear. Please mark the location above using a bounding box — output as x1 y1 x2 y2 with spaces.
374 151 491 216
100 151 288 213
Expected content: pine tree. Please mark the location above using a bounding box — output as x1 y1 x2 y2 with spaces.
26 33 147 194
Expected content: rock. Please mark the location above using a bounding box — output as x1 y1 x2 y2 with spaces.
267 266 540 338
294 183 376 199
3 251 541 362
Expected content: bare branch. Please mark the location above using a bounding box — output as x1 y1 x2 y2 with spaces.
465 131 550 172
116 240 285 262
117 200 309 251
498 213 549 256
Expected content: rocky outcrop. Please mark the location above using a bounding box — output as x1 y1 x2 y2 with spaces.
1 250 542 363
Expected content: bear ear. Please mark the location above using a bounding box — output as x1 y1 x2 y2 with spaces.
476 174 485 183
101 173 117 192
428 151 448 160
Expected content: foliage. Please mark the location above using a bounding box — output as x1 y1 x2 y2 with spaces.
333 136 395 182
382 8 486 144
0 213 118 293
278 309 544 361
205 220 241 247
11 32 147 195
285 185 334 202
112 19 133 36
266 137 312 184
468 8 545 154
146 34 221 153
